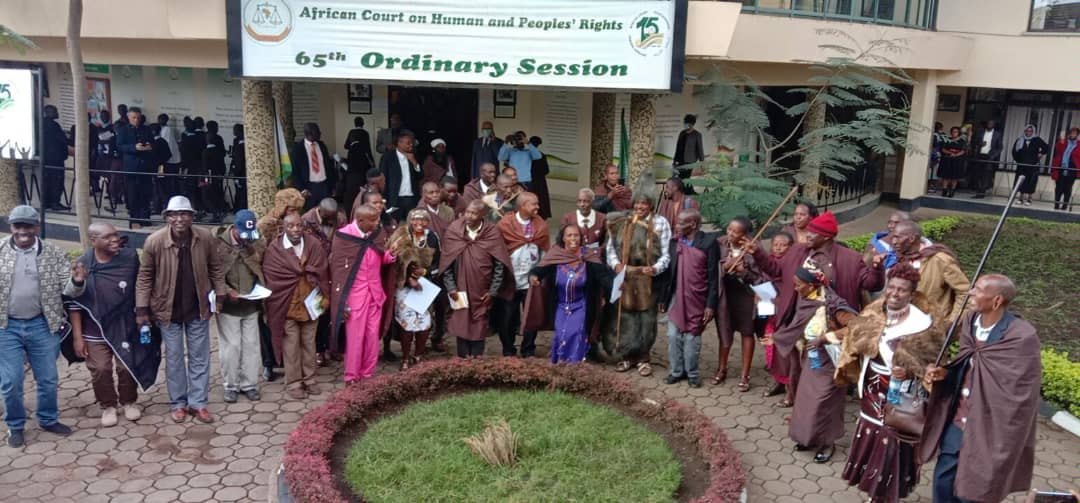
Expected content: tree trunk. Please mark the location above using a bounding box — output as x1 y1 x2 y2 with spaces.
272 81 294 143
628 93 657 199
589 93 615 187
242 80 277 218
66 0 90 248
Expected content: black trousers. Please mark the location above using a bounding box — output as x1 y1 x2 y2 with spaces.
969 155 994 194
496 289 536 357
42 163 66 208
672 162 696 194
314 314 330 353
393 195 419 216
304 181 331 211
456 338 485 358
1055 175 1076 205
124 171 152 223
258 316 277 369
932 424 977 503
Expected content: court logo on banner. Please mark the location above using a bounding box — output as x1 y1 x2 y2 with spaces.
244 0 294 44
629 11 671 57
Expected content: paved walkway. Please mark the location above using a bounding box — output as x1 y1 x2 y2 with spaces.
0 326 1076 503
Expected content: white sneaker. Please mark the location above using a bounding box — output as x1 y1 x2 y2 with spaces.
101 407 118 427
123 404 141 421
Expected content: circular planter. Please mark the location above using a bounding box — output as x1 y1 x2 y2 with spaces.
282 358 746 503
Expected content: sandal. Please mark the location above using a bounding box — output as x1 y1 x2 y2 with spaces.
762 382 786 398
777 398 794 408
711 368 727 385
737 375 751 392
637 362 653 377
615 361 633 373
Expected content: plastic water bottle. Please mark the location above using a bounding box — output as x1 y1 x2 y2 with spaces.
807 347 823 369
887 377 903 404
139 325 152 345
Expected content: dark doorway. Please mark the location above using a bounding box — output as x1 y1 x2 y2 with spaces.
387 86 478 186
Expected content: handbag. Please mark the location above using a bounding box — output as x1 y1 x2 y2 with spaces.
883 385 927 443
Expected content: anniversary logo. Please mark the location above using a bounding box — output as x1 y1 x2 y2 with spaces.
231 0 685 91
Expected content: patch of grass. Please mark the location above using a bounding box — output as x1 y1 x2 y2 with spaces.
943 216 1080 357
345 389 682 503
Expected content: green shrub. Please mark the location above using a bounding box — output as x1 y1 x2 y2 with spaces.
839 215 962 251
1041 348 1080 417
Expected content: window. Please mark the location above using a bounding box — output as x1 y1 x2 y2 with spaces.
1030 0 1080 32
741 0 936 29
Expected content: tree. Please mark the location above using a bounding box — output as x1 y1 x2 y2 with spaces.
0 25 38 53
66 0 91 248
688 30 921 225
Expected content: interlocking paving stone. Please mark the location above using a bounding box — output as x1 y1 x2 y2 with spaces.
0 322 1074 503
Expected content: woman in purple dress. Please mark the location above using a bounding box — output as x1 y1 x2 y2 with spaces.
832 262 944 502
524 225 612 363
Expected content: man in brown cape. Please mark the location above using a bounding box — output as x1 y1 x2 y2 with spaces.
461 162 497 207
437 200 514 358
495 192 550 357
418 181 454 239
593 164 633 213
483 174 521 221
441 176 467 218
262 212 330 399
921 274 1041 503
890 220 970 322
560 188 606 250
656 177 700 229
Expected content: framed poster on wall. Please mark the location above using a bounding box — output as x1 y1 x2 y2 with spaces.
348 84 372 114
86 77 111 127
494 89 516 118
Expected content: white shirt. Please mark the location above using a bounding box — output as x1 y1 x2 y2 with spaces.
479 179 490 194
509 212 541 290
973 314 997 342
980 130 994 155
160 125 181 164
282 234 304 259
576 210 600 248
466 222 482 241
304 138 327 183
605 213 672 273
396 150 414 197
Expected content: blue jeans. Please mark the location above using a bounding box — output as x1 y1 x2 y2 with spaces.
666 321 701 380
160 320 210 410
0 316 60 431
933 423 977 503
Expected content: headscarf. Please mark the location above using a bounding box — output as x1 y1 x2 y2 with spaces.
1014 124 1036 152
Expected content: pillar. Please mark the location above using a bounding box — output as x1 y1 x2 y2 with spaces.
242 80 277 218
799 95 826 199
898 70 938 202
629 93 657 196
272 81 295 143
0 158 20 216
590 93 615 187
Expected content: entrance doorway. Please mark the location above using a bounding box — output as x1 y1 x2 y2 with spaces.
388 86 478 185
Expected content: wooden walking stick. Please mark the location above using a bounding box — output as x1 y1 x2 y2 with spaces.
613 215 638 357
726 185 800 274
932 174 1025 366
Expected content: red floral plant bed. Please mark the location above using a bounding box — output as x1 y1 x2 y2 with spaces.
282 358 746 503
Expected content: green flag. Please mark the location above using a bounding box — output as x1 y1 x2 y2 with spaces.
274 106 292 186
618 108 629 180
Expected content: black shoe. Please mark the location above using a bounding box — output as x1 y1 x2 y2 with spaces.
6 430 24 448
763 382 786 398
41 422 72 437
793 443 811 452
973 193 985 199
1054 203 1062 210
262 367 279 382
664 374 686 385
242 389 261 401
813 445 835 463
223 390 238 403
688 378 702 388
381 350 399 362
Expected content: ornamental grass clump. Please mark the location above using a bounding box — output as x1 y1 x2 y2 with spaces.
463 418 519 467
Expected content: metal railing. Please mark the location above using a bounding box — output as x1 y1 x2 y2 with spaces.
739 0 937 30
17 161 247 229
815 160 880 209
945 157 1079 209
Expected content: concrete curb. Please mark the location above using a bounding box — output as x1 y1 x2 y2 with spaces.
1039 399 1080 439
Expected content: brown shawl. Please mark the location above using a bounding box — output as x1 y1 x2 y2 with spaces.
497 212 551 253
919 312 1041 503
437 219 515 339
833 292 946 386
594 183 633 212
559 210 606 248
461 178 493 206
521 246 602 333
262 236 330 363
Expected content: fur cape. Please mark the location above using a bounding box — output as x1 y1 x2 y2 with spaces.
387 226 437 289
606 213 662 311
834 292 946 386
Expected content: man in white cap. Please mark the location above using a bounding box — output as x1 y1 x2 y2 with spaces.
136 196 227 424
422 138 456 187
212 209 265 403
0 205 87 447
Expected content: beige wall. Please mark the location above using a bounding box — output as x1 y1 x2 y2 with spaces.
936 0 1031 35
933 87 969 131
0 0 225 40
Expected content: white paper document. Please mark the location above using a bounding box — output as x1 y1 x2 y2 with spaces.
750 281 777 302
404 277 441 313
448 291 469 310
304 287 325 320
610 269 627 304
239 284 272 301
756 301 775 317
208 291 216 313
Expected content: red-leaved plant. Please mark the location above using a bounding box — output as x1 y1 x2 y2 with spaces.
282 358 746 502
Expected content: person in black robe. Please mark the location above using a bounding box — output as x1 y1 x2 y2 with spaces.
342 117 375 212
67 223 161 425
201 120 228 222
528 136 552 219
1010 124 1049 206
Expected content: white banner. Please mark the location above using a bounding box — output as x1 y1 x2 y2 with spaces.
0 69 36 159
229 0 684 91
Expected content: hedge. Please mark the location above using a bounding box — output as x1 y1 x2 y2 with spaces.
282 358 746 503
1041 349 1080 417
839 215 962 252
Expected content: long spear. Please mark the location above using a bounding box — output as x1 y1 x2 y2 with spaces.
726 185 800 273
933 175 1025 366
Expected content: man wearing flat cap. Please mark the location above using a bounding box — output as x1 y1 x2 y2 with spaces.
0 205 87 448
136 196 227 424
